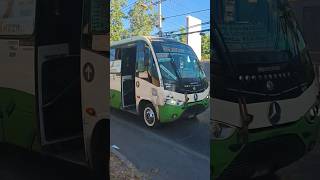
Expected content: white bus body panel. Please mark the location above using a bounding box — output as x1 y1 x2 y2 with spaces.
212 80 319 129
0 39 35 94
81 49 109 164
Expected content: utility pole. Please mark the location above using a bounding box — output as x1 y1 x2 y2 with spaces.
158 0 163 36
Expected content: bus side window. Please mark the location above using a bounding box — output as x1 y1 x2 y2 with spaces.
115 48 121 60
110 48 115 61
136 42 146 72
145 46 160 87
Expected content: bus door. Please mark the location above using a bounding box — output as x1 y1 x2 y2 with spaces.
110 47 122 109
135 41 161 112
121 44 137 109
37 0 84 146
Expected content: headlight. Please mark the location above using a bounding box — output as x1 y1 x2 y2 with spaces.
165 96 184 106
306 103 320 124
211 120 236 140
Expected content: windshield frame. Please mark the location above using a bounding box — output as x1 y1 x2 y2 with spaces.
215 0 309 65
151 39 208 93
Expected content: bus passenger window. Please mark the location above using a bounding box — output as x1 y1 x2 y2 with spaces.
148 56 160 87
144 46 159 87
115 48 121 60
136 42 147 72
110 48 115 61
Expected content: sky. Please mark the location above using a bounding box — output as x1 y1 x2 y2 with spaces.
123 0 210 35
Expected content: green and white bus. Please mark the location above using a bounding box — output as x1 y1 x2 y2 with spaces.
211 0 320 179
0 0 108 178
110 36 209 128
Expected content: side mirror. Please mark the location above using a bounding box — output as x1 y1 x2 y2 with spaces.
138 71 149 79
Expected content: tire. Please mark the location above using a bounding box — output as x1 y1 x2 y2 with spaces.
90 120 108 180
142 103 160 128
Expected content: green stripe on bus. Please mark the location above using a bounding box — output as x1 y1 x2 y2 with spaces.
110 89 121 109
159 98 209 123
211 116 320 179
0 88 39 150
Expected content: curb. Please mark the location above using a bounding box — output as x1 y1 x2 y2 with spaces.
110 147 134 168
110 147 148 179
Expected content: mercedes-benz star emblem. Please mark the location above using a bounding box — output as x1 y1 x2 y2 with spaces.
266 80 274 91
194 93 198 101
268 102 281 125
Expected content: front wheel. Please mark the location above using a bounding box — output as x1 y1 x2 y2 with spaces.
142 103 160 128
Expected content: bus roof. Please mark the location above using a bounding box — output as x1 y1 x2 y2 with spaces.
111 36 179 47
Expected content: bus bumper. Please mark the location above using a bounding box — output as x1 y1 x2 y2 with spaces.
211 117 320 180
158 98 209 123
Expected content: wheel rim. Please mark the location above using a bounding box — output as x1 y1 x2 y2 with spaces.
144 107 155 126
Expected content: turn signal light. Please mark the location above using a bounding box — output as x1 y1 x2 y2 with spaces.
86 107 96 116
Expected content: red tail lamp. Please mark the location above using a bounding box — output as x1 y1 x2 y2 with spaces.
86 107 96 116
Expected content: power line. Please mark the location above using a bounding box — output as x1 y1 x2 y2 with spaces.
152 0 168 6
122 0 138 11
164 9 210 19
169 29 210 36
164 21 210 34
122 0 167 11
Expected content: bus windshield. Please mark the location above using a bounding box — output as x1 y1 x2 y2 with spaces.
152 40 207 93
216 0 306 64
0 0 36 35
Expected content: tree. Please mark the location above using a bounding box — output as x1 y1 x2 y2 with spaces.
110 0 127 41
201 33 210 60
179 27 187 44
128 0 157 36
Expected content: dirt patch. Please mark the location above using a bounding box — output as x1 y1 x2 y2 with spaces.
110 152 149 180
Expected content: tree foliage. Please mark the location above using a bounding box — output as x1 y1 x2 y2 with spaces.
128 0 157 36
201 33 210 60
179 27 187 44
110 0 127 41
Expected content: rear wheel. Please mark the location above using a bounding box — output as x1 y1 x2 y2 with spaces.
142 103 160 128
90 120 107 180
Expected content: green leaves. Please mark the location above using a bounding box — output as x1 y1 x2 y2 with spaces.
111 0 128 41
202 33 210 60
111 0 157 41
128 0 157 37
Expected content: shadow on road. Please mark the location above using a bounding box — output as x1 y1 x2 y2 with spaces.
0 144 95 180
251 174 281 180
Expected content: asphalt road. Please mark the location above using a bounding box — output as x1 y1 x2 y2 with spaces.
250 140 320 180
110 108 210 180
0 144 95 180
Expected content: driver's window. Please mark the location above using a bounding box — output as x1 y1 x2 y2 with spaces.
136 42 160 86
147 49 160 87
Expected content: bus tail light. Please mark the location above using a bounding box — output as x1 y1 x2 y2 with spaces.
86 107 96 116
